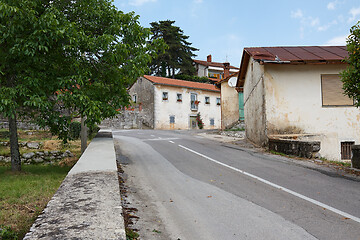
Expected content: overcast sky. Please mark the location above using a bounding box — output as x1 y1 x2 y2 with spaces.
113 0 360 67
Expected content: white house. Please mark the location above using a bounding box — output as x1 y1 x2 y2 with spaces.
193 55 239 81
236 46 360 161
129 75 221 130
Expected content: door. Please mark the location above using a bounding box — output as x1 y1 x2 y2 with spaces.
190 116 197 129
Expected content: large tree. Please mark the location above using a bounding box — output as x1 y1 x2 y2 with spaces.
149 20 198 78
0 0 156 171
342 21 360 107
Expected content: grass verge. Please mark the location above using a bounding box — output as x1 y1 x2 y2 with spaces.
0 164 72 239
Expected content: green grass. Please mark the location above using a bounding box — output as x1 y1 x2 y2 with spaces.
0 164 71 239
224 128 245 131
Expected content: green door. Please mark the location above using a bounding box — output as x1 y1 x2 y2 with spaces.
239 92 244 121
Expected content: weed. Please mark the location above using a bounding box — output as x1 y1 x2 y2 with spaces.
126 228 139 240
224 128 245 131
0 225 17 240
270 150 288 157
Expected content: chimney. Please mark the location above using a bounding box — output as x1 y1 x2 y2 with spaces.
207 55 212 62
223 62 230 78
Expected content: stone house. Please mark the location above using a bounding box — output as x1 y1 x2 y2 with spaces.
193 55 239 81
236 46 360 161
215 63 240 129
129 75 221 130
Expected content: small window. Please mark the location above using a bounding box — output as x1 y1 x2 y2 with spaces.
341 141 354 160
170 116 175 124
216 97 221 105
132 94 137 103
321 74 353 107
177 93 182 102
191 93 198 110
210 118 215 126
205 96 210 104
162 92 168 100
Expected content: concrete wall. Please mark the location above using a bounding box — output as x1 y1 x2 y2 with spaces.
264 64 360 161
153 85 221 130
220 78 239 129
128 77 155 128
243 58 267 146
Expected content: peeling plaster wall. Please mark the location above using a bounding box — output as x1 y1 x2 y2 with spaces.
264 64 360 161
153 85 221 130
243 58 267 146
220 78 239 129
128 77 155 128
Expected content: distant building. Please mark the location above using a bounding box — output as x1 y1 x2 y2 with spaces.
237 46 359 161
129 75 221 130
193 55 239 81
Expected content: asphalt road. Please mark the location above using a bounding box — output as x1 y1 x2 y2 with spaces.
113 129 360 240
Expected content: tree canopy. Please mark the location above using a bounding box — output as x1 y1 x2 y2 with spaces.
342 21 360 107
149 20 198 78
0 0 157 171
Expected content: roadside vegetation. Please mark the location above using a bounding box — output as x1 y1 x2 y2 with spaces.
0 129 87 239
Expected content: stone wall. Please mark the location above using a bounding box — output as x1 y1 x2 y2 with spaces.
0 119 42 130
100 109 145 129
0 150 74 164
269 138 321 159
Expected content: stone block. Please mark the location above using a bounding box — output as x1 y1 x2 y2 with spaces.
351 145 360 169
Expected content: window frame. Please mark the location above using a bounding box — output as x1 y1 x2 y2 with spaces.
216 97 221 106
177 93 182 102
190 93 198 110
205 96 210 104
321 74 354 107
162 92 168 101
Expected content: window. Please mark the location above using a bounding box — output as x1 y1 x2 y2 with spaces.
132 94 137 103
321 74 353 107
191 93 198 110
216 97 221 105
205 96 210 104
341 141 354 160
170 116 175 124
210 118 215 126
162 92 168 100
177 93 182 102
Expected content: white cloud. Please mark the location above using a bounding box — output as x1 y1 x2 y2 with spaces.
128 0 157 7
318 20 338 31
348 7 360 23
291 9 303 19
324 35 347 45
194 0 203 3
310 17 320 27
327 2 336 10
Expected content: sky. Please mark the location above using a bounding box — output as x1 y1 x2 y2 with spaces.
112 0 360 67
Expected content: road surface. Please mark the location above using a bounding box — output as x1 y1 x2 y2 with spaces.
113 129 360 240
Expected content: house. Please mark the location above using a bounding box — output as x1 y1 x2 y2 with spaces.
193 55 239 81
236 46 360 161
129 75 221 130
215 63 240 129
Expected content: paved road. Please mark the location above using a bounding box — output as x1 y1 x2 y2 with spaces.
113 130 360 240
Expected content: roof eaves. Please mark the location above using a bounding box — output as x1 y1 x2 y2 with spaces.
153 82 220 92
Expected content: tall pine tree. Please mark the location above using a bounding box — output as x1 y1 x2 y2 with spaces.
149 20 198 78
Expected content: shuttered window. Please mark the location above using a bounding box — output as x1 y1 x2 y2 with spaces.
341 141 354 160
321 74 353 107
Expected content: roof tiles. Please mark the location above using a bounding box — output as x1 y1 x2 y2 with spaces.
143 75 220 92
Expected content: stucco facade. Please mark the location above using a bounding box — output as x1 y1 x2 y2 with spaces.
218 76 240 129
242 56 360 161
129 76 221 130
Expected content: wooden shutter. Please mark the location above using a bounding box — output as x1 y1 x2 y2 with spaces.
321 74 353 106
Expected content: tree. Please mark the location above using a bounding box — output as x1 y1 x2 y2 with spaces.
342 21 360 107
0 0 157 171
149 20 198 78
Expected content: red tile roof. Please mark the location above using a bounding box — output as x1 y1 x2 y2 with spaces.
193 59 239 70
143 75 220 92
237 46 348 86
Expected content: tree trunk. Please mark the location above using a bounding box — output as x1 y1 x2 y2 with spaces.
80 116 88 154
9 116 21 171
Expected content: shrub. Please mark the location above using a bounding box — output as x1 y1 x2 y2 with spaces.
0 225 17 240
196 113 204 129
69 121 81 140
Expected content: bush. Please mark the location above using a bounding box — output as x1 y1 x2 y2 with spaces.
69 121 81 140
0 225 17 240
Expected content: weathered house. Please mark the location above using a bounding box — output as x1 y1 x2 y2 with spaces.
215 63 240 129
193 55 239 81
129 75 221 130
236 46 360 161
